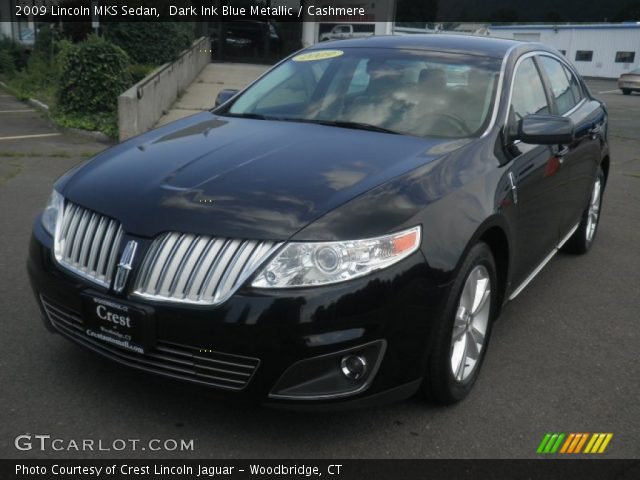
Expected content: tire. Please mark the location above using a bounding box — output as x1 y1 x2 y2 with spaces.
422 242 498 404
561 167 605 254
622 89 631 95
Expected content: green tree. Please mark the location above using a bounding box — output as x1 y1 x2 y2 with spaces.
104 22 195 65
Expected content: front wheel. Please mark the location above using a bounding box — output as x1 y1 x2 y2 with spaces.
622 89 631 95
422 243 497 404
562 167 605 254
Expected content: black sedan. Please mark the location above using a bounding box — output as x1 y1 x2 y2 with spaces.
28 35 609 407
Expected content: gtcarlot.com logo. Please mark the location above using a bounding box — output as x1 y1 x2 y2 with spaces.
536 433 613 454
14 434 195 452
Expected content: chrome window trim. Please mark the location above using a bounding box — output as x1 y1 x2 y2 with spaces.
479 43 521 138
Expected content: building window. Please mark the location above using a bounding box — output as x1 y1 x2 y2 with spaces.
615 51 636 63
575 50 593 62
559 50 566 56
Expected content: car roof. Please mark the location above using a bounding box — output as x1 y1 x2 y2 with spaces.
309 34 523 59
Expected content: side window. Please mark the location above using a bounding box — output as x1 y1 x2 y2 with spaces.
562 64 583 105
510 58 549 125
538 56 577 115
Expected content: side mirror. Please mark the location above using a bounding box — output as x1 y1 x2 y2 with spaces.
215 89 239 107
517 114 575 145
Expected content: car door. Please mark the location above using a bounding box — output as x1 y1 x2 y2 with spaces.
504 56 569 286
536 54 605 238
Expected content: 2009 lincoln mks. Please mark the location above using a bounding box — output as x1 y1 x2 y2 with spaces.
28 35 608 407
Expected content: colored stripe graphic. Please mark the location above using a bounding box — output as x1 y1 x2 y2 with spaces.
574 433 589 453
537 433 565 454
538 433 613 454
585 433 613 454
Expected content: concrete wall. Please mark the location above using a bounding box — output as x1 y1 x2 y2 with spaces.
489 25 640 79
118 37 211 141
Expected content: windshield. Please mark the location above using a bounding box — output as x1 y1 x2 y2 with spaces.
221 48 502 138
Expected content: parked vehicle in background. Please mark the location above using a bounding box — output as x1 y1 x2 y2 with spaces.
210 21 282 60
319 24 374 42
619 68 640 95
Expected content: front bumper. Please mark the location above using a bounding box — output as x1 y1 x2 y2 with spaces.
27 219 448 408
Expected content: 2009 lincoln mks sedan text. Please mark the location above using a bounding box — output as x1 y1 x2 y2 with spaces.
28 35 608 407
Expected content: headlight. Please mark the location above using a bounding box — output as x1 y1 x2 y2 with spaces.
252 226 421 288
41 189 64 237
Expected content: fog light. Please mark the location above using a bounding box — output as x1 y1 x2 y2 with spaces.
341 355 367 380
269 340 386 400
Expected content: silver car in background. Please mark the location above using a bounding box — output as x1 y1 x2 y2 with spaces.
619 68 640 95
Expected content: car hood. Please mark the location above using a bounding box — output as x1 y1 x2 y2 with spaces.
59 113 463 240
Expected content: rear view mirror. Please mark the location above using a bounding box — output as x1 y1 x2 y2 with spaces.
517 114 575 145
215 89 239 107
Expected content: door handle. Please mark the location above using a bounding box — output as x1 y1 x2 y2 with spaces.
555 145 570 163
589 123 602 140
507 172 518 205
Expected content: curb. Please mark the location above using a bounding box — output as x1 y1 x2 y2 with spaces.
62 127 113 143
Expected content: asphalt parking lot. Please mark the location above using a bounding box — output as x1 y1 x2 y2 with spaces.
0 79 639 459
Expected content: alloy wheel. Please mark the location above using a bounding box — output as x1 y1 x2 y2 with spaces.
450 265 491 382
586 178 602 243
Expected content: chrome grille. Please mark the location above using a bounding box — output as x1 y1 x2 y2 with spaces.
133 233 281 305
54 201 123 288
40 296 260 390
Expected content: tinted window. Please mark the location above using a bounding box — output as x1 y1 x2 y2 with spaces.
615 51 636 63
510 58 549 124
538 56 577 115
575 50 593 62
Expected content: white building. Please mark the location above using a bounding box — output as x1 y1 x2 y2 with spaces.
488 24 640 79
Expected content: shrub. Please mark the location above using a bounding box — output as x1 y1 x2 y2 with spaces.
52 110 118 138
104 22 195 65
129 63 155 84
0 49 15 75
57 35 131 115
0 37 29 74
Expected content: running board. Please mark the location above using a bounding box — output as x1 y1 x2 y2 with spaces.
508 223 580 301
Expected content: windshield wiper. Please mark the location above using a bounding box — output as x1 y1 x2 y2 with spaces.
290 119 401 135
222 112 282 121
223 114 401 135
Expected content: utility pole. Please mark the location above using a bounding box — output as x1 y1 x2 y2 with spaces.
91 0 100 36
